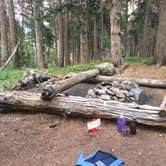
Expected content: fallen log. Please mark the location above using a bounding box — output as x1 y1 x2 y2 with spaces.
41 69 99 99
86 75 166 88
0 91 165 127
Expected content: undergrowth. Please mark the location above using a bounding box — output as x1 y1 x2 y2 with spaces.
0 57 153 89
124 56 153 64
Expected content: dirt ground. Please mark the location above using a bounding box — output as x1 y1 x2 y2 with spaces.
0 63 166 166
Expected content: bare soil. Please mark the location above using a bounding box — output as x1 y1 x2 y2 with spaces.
0 63 166 166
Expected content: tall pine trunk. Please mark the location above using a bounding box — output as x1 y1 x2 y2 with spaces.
154 0 166 66
7 0 19 68
64 5 70 66
110 0 122 67
33 1 46 69
57 0 64 67
140 0 152 57
0 0 9 66
80 12 89 64
93 15 98 60
100 0 104 52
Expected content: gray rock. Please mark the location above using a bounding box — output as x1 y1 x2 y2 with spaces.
119 98 126 102
112 80 119 87
106 89 115 96
112 96 118 101
114 89 126 98
87 89 96 98
100 95 111 100
95 89 106 95
125 91 134 97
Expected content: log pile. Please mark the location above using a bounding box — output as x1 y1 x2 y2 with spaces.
87 80 148 105
0 66 165 128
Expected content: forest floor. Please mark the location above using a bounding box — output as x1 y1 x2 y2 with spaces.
0 63 166 166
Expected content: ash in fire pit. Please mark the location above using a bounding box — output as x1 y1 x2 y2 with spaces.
87 80 148 105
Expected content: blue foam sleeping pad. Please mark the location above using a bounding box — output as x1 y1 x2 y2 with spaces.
76 151 124 166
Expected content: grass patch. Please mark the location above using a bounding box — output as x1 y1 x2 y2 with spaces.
124 56 153 64
0 61 106 88
0 69 24 88
46 61 105 75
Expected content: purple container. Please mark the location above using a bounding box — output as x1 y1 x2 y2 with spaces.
117 115 126 133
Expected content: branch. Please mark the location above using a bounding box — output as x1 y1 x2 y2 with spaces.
0 41 20 71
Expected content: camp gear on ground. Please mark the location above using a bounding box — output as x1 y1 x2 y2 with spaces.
117 114 126 133
130 118 137 135
76 151 124 166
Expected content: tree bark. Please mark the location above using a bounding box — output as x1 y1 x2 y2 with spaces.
100 0 104 52
80 11 89 64
33 1 47 69
0 91 165 127
41 69 99 99
154 0 166 66
0 0 9 66
140 0 153 57
86 75 166 88
110 0 122 67
57 0 64 67
93 15 98 60
7 0 19 68
64 4 70 66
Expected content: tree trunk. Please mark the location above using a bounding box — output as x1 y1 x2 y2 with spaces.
33 1 46 69
110 0 122 67
64 5 70 66
7 0 19 68
0 91 165 127
86 75 166 88
93 15 98 60
123 0 128 56
57 0 64 67
100 0 104 52
80 12 89 64
41 69 99 99
0 0 9 66
154 0 166 66
140 0 152 57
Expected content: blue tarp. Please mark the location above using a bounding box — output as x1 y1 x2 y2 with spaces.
76 151 124 166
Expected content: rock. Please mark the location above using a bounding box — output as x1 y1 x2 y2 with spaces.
125 91 134 97
114 89 126 98
112 96 118 101
129 97 135 101
100 95 111 100
87 89 96 98
112 80 119 87
96 63 115 76
106 89 115 96
119 98 126 102
130 87 148 104
95 89 106 95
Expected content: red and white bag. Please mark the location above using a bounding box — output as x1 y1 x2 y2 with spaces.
87 118 101 133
